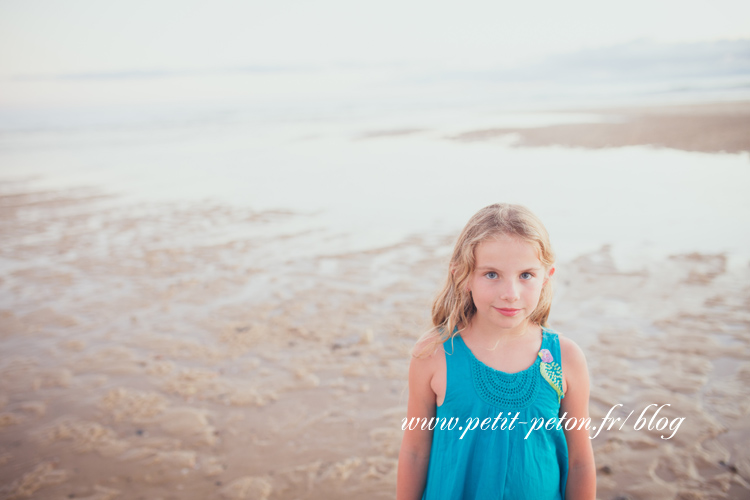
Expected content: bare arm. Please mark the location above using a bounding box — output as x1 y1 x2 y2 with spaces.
396 348 440 500
560 336 596 500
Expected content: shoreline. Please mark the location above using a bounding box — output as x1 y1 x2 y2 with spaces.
450 100 750 154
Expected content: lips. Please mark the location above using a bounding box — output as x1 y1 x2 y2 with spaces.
494 307 521 317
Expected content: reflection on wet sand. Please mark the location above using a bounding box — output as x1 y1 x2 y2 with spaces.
0 185 435 499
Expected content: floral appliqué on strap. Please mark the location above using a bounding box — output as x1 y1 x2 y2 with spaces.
538 348 563 403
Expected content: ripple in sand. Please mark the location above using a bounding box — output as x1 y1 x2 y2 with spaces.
0 461 68 500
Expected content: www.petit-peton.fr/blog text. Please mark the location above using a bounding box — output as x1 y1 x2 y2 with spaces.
402 404 685 441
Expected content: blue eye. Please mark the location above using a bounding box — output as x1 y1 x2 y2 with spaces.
520 272 533 280
485 272 498 279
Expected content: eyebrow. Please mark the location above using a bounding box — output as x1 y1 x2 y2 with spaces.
477 266 542 272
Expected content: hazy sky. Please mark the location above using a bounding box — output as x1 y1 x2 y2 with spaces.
1 0 749 77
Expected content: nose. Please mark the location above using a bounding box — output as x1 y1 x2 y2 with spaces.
499 279 519 302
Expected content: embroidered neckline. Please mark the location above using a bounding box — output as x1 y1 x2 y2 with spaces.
459 332 548 410
456 326 550 376
469 354 541 410
457 327 563 410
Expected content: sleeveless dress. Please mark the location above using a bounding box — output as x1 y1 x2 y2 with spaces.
421 327 568 500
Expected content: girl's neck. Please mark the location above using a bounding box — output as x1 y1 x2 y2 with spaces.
462 318 539 347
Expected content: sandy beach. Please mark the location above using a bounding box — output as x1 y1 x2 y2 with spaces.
1 101 750 499
451 101 750 153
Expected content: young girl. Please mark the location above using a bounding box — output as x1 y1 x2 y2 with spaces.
397 203 596 500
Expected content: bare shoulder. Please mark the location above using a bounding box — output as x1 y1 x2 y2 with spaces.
409 334 448 406
557 334 588 368
410 336 446 376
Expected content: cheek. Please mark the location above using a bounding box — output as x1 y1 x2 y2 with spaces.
523 282 545 300
469 281 492 302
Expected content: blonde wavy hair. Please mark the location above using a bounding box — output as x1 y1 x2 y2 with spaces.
414 203 555 357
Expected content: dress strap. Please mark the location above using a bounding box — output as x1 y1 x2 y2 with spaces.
538 328 564 403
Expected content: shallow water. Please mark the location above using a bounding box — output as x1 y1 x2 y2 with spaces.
2 105 749 265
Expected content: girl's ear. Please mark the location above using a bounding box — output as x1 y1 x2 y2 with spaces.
545 266 556 284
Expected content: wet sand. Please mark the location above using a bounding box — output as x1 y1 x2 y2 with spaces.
451 101 750 153
0 185 433 499
2 102 750 499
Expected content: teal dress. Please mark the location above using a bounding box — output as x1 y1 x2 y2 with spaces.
421 327 568 499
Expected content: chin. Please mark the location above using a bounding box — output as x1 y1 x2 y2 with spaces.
491 318 526 330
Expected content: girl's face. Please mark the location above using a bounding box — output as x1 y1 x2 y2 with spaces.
467 235 554 334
